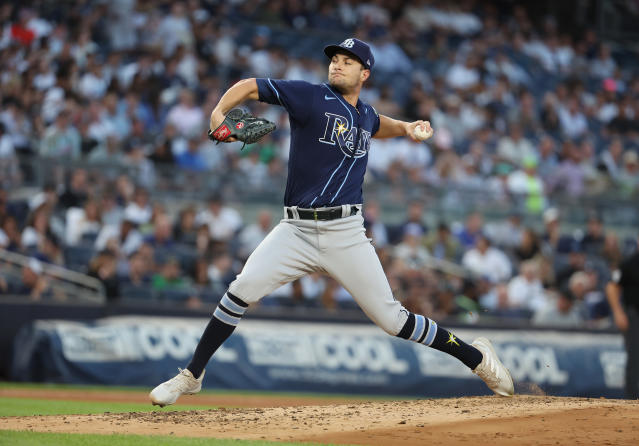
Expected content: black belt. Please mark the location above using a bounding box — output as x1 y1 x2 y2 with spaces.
286 206 359 221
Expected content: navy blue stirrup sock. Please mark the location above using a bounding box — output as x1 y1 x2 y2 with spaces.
396 313 482 370
186 292 248 379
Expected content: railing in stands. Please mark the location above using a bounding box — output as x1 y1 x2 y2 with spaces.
0 248 105 304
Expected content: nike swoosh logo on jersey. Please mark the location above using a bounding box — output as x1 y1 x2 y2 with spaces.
324 95 336 100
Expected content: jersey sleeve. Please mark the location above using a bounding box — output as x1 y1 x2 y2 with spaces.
370 105 381 136
256 78 314 123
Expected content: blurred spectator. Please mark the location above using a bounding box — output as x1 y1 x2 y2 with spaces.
146 213 174 249
547 141 586 197
39 109 81 159
121 250 152 287
462 234 512 283
157 2 194 57
394 224 429 268
58 169 89 209
514 227 542 263
196 194 242 242
536 135 559 179
456 212 483 249
616 150 639 196
123 187 152 226
238 209 273 260
65 199 101 246
485 213 524 251
177 136 208 171
207 249 236 287
152 258 193 293
540 207 574 256
507 156 546 214
88 250 119 300
6 258 51 300
558 98 588 139
424 222 460 262
21 207 51 250
94 215 143 257
590 44 616 79
496 123 536 166
507 260 547 312
555 242 587 290
166 89 204 138
397 201 428 241
173 205 198 245
0 122 21 187
600 138 624 179
363 201 388 247
532 288 584 327
581 214 605 256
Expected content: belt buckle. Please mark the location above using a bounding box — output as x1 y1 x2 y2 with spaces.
314 210 318 221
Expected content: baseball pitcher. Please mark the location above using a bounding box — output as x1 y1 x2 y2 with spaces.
150 38 513 406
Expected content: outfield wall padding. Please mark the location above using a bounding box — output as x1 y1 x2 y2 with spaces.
10 316 626 398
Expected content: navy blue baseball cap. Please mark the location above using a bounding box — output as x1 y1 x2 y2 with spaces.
324 38 375 70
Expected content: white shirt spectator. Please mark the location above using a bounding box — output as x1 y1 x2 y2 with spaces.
496 135 536 166
507 274 547 312
370 40 412 73
238 214 271 259
558 106 588 139
0 133 15 158
94 224 143 256
79 70 109 100
166 102 204 138
65 207 102 246
462 246 511 282
123 202 152 226
157 6 193 56
196 206 243 242
446 62 479 90
21 226 42 248
394 139 432 171
368 138 397 176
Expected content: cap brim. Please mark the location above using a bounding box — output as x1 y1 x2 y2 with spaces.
323 45 367 68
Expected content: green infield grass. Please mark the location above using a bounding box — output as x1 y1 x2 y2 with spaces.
0 430 343 446
0 397 216 417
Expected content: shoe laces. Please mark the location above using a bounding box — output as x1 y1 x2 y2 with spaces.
166 368 195 393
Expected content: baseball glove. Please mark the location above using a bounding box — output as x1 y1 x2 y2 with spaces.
208 108 276 149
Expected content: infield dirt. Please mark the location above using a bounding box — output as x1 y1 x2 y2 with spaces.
1 390 638 445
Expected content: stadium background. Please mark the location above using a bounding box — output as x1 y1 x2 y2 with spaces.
0 0 638 419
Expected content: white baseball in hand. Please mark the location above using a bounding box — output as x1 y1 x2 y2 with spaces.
414 123 433 141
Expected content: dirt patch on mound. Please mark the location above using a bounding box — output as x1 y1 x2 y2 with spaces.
2 395 638 445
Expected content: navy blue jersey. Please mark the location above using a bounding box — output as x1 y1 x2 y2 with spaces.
256 78 380 207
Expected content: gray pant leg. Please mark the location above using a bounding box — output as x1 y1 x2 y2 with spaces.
228 221 319 303
319 215 409 335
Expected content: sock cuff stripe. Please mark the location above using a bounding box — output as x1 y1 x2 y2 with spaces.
227 291 249 308
423 319 438 346
409 315 426 342
396 312 415 340
220 293 248 315
213 306 241 326
417 323 429 343
218 303 243 319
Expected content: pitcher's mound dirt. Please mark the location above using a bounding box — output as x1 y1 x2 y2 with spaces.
2 395 639 445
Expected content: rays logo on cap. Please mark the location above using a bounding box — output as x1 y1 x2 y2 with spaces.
341 38 355 48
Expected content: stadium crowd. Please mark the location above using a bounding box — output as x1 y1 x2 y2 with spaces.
1 0 638 328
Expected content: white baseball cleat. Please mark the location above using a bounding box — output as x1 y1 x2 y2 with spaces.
149 368 205 407
471 337 514 397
